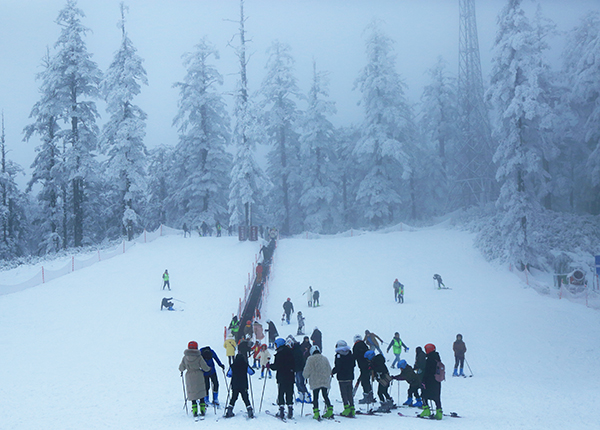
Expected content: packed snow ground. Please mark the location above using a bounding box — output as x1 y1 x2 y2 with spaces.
1 227 599 429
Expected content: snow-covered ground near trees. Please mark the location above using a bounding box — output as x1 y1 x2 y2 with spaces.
1 227 599 429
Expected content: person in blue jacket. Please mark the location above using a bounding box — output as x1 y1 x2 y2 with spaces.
200 346 225 407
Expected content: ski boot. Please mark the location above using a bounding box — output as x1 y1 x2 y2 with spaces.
224 406 235 418
452 368 458 377
313 407 320 420
323 405 334 419
287 405 294 419
459 368 465 377
247 405 254 418
349 405 356 417
403 397 413 406
435 408 443 420
413 398 423 408
275 406 285 419
358 391 375 404
260 370 264 379
419 405 431 418
192 401 199 417
340 404 352 417
213 392 220 408
199 401 207 416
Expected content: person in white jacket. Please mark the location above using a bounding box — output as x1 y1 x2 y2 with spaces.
302 345 334 420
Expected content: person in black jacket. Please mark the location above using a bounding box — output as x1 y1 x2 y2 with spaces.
419 343 443 420
365 350 394 412
331 340 356 417
291 337 311 404
283 298 294 324
392 359 422 407
310 327 322 351
265 319 279 349
224 353 255 418
271 338 296 419
352 335 374 404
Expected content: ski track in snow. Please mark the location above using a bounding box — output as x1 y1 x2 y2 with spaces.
1 229 599 429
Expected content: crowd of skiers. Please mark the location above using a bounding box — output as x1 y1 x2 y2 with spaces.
179 323 468 421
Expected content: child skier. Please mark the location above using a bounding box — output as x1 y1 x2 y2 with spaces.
257 344 272 379
224 353 255 418
452 334 467 376
365 350 394 412
251 341 261 369
303 345 334 420
419 343 443 420
297 311 305 335
386 332 409 369
392 359 422 407
179 341 211 418
332 340 356 417
223 334 237 366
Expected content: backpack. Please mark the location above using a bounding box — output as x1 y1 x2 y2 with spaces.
435 359 445 382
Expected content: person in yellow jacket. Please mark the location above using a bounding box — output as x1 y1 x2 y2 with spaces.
224 335 237 367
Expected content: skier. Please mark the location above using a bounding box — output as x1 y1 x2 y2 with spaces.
283 298 294 325
386 332 409 369
310 327 322 351
179 341 211 418
303 286 313 307
297 311 305 335
223 334 236 366
332 339 356 417
224 353 255 418
265 319 279 349
255 263 263 284
433 274 445 289
200 346 225 407
365 350 394 412
161 297 174 311
229 316 240 338
413 346 427 385
393 279 401 302
312 289 320 307
398 282 404 303
257 344 272 379
303 345 334 420
183 222 189 238
292 337 311 404
237 334 252 358
419 343 443 420
243 320 253 339
364 330 384 356
201 221 209 236
392 359 423 407
162 269 170 290
271 338 296 419
353 335 375 405
452 334 467 377
216 221 222 237
251 341 261 369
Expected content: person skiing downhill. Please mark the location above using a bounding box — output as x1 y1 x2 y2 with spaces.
283 298 294 324
452 334 467 377
353 335 375 405
419 343 444 420
386 332 409 369
271 338 296 419
433 274 445 289
392 359 423 407
179 341 211 418
303 345 334 420
332 339 356 417
200 346 225 407
224 353 255 418
162 269 170 290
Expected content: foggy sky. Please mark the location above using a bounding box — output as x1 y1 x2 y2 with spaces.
1 0 598 188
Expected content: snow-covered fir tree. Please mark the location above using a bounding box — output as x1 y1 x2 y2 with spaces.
46 0 102 247
228 0 269 230
23 50 66 253
145 145 174 230
100 3 148 241
354 20 412 228
335 127 361 228
0 114 27 259
171 37 231 230
298 61 340 233
486 0 555 269
260 40 302 235
562 11 600 215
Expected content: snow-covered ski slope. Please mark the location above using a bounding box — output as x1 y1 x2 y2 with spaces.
1 227 599 429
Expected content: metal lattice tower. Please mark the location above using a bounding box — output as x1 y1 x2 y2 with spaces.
455 0 495 207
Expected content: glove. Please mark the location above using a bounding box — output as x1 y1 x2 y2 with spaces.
405 347 409 352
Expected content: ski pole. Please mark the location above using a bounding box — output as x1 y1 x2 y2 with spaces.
259 370 268 413
181 372 188 415
352 378 360 397
465 358 474 377
222 367 231 410
249 369 255 409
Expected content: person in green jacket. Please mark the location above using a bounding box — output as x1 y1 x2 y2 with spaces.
386 332 409 369
162 269 170 290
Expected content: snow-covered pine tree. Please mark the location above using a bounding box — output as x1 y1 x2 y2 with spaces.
562 11 600 215
47 0 102 247
100 3 148 241
171 37 231 230
145 145 174 231
228 0 269 231
298 61 340 233
486 0 555 269
354 20 412 228
23 49 66 253
419 57 460 214
335 126 361 229
260 40 302 235
0 113 27 259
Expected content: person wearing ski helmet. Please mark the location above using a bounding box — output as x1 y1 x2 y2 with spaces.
283 298 294 324
392 359 423 407
179 341 211 418
365 350 394 412
452 334 467 377
332 340 356 417
303 345 333 420
271 338 296 419
419 343 443 420
353 334 374 404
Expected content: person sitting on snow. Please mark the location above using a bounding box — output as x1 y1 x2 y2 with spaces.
161 297 174 310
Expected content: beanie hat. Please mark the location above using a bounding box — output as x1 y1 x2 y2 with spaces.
188 341 198 350
353 335 362 343
310 345 321 355
335 340 348 348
